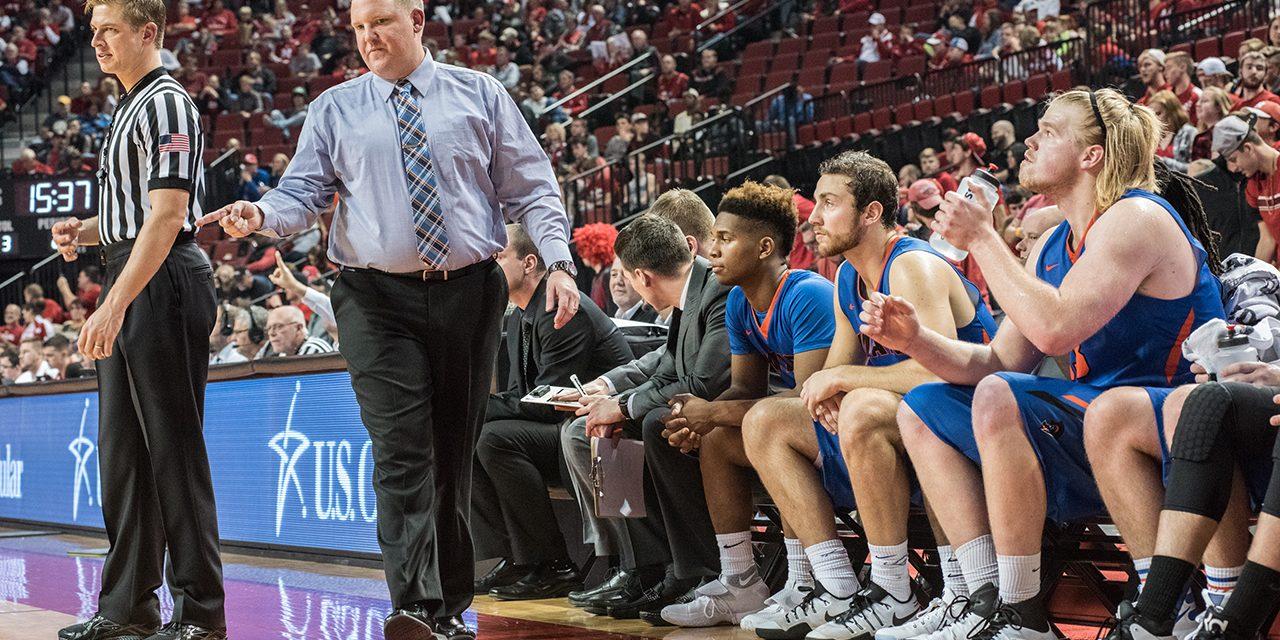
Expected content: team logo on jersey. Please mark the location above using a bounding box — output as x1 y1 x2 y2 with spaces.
1039 419 1064 438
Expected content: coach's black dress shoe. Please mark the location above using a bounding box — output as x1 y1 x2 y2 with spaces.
581 564 665 614
569 566 630 607
606 573 700 619
432 615 476 640
59 615 157 640
488 559 583 600
474 557 530 594
383 604 437 640
142 623 226 640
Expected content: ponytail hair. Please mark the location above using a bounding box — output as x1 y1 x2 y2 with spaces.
1153 162 1224 276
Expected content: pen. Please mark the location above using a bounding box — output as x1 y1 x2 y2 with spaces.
570 374 587 397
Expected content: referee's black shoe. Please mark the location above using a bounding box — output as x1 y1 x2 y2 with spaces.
142 623 226 640
383 603 437 640
58 615 156 640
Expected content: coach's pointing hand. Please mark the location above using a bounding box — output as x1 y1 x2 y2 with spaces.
196 200 263 238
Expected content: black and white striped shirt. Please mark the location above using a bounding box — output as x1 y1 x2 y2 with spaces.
97 67 204 244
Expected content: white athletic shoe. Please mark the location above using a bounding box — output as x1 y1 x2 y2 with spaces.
755 583 857 640
875 589 966 640
805 583 921 640
659 574 770 627
742 584 815 631
913 583 1000 640
1172 589 1207 640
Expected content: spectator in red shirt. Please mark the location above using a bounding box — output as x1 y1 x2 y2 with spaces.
1235 51 1280 110
11 148 53 175
946 131 985 180
1215 114 1280 261
203 0 239 38
1135 48 1170 105
761 175 817 270
1164 51 1201 125
24 283 64 323
666 0 703 37
29 9 62 50
1248 101 1280 147
584 4 613 43
56 268 102 316
0 305 23 348
857 13 895 64
169 2 200 39
554 69 589 116
919 147 960 192
891 24 924 58
470 31 499 69
656 54 689 105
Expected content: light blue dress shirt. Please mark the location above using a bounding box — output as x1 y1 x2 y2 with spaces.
255 51 572 272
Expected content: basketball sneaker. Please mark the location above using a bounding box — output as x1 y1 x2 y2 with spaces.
805 582 921 640
742 585 814 632
755 583 857 640
876 588 967 640
658 573 771 627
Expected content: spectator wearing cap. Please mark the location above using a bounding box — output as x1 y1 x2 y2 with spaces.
1164 51 1202 125
1197 57 1234 90
906 177 991 304
1247 101 1280 147
265 86 311 139
945 14 980 54
1149 90 1199 171
1236 51 1280 110
1193 87 1236 160
237 153 272 203
43 95 72 131
857 13 894 64
1135 49 1170 106
1215 114 1280 262
945 132 986 180
470 31 500 69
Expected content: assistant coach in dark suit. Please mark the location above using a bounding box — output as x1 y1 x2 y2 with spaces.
472 223 634 601
199 1 579 638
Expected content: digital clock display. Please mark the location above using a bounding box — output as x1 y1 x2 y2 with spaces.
16 178 96 218
0 233 16 257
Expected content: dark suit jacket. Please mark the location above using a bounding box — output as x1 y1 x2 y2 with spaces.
620 257 732 418
489 276 635 423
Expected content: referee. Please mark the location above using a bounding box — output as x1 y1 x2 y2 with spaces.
199 1 579 639
54 2 224 640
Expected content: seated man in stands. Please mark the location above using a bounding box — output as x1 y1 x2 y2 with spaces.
1102 370 1280 640
263 305 332 357
544 189 716 612
471 223 634 601
14 337 57 383
42 334 82 380
741 153 997 640
0 347 19 385
652 181 838 628
570 214 733 620
861 89 1224 640
222 306 269 363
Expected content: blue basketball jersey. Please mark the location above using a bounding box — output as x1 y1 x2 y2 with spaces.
1034 189 1225 387
726 269 836 389
838 236 998 367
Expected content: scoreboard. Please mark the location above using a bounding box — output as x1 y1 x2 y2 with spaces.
0 175 98 260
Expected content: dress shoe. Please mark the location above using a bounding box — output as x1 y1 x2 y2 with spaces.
432 615 476 640
639 579 703 626
142 623 226 640
59 616 157 640
383 604 437 640
474 557 530 594
582 565 665 614
569 567 630 607
488 559 583 601
606 573 701 619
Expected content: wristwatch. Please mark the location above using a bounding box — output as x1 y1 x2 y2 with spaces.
618 394 633 420
548 260 578 277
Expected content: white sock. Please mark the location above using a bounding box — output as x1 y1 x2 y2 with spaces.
1204 564 1243 607
785 538 814 590
805 539 860 598
956 535 998 595
938 545 969 597
716 531 757 580
869 540 912 600
1133 556 1151 594
997 553 1041 604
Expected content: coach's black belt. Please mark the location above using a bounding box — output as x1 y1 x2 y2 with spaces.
100 231 197 265
342 257 495 282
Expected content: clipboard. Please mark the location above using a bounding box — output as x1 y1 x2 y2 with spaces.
590 436 647 518
519 385 583 411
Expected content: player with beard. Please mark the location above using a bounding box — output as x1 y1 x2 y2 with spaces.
862 88 1224 640
1234 51 1280 110
740 151 998 640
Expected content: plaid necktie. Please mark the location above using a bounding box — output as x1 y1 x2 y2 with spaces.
391 80 450 269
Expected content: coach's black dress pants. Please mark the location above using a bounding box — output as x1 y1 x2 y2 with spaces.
331 262 507 616
96 239 224 630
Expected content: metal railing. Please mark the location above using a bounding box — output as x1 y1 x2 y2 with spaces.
544 50 657 115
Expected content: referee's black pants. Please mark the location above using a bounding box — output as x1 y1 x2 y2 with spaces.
331 262 507 616
96 240 224 630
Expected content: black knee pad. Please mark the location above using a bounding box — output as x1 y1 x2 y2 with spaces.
1170 382 1233 463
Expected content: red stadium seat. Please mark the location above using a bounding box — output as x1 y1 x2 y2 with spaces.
797 66 828 90
424 21 448 41
829 62 859 87
935 93 955 117
1002 80 1026 104
854 111 873 133
833 115 856 140
278 76 308 95
809 32 842 53
880 0 908 10
797 123 818 147
1170 42 1192 57
1223 30 1246 58
777 39 806 57
904 5 935 27
802 48 833 69
740 57 768 77
861 60 892 82
1193 37 1220 60
771 53 801 73
895 55 926 77
813 118 836 145
252 125 286 146
980 85 1003 109
1050 69 1073 93
1249 25 1268 42
893 102 916 125
705 156 730 177
913 100 935 121
215 112 247 135
811 15 842 35
871 107 892 130
312 76 343 92
593 126 616 150
742 40 775 60
764 69 796 91
1026 74 1050 101
881 8 903 25
210 49 241 69
952 90 975 116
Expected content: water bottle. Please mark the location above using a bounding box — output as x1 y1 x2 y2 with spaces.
1209 325 1259 376
931 168 1002 262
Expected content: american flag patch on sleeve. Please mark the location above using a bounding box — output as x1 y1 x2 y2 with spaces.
158 133 190 153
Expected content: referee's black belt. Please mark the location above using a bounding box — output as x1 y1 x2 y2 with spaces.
341 257 495 282
100 230 197 265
